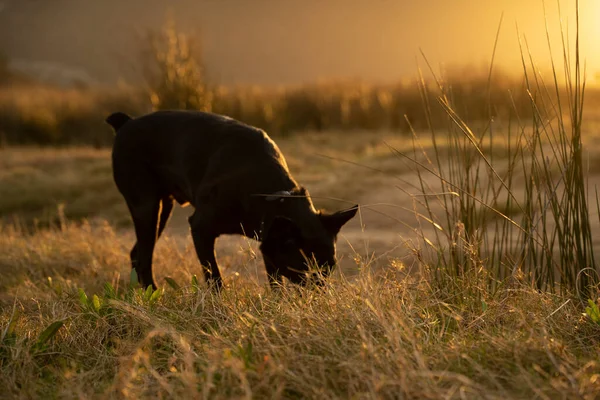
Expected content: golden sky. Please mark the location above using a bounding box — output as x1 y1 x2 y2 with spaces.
0 0 598 86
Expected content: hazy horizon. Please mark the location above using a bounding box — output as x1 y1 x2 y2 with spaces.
1 0 598 86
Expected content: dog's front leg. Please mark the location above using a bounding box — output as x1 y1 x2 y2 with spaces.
189 211 222 290
192 234 222 290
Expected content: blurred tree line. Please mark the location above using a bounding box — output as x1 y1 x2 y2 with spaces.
0 19 585 147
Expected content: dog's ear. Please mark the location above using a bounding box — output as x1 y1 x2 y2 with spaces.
319 205 359 235
298 187 309 197
263 216 302 246
105 112 132 132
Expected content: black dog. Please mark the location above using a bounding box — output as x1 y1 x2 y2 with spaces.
106 110 358 290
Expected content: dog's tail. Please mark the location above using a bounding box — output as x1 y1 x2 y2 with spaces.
105 112 132 132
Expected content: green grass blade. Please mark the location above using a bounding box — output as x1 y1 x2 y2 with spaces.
164 277 180 291
34 321 64 350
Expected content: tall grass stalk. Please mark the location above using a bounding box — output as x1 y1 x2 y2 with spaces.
404 0 597 298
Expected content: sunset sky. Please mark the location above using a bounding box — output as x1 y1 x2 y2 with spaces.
0 0 598 86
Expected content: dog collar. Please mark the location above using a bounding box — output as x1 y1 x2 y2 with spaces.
265 190 291 202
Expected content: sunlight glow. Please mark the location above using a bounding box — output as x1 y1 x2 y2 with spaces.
580 0 600 85
586 27 599 85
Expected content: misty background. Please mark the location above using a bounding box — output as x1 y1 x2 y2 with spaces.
1 0 597 87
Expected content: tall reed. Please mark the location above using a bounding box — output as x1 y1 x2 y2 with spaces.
405 0 597 298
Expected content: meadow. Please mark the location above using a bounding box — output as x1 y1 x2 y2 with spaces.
2 111 600 398
2 220 599 399
3 10 600 400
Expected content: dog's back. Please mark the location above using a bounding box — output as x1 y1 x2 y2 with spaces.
109 110 276 159
109 110 297 208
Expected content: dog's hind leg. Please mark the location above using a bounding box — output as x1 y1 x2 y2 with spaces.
188 210 222 289
127 198 162 290
129 196 174 284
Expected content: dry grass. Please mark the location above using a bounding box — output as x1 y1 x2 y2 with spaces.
1 221 600 399
3 124 600 398
0 83 148 146
0 147 128 227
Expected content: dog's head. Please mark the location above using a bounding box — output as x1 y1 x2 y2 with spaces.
259 198 358 285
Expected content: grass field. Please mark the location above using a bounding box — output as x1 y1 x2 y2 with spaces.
2 120 600 398
1 221 599 399
3 5 600 398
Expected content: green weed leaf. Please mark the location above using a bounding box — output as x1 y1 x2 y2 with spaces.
585 299 600 325
165 277 180 291
144 285 153 302
191 275 199 294
78 288 89 308
1 309 19 345
149 288 163 305
103 282 116 299
92 294 102 312
130 269 139 287
33 321 64 352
